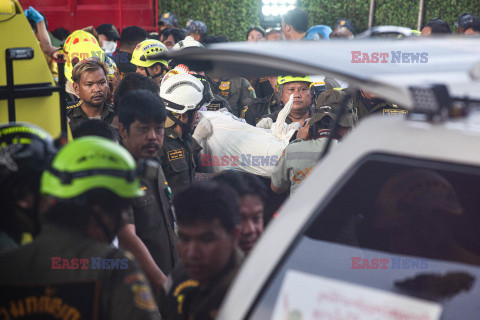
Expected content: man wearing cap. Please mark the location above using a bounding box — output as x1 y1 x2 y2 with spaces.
131 39 168 85
456 13 480 35
271 89 357 194
67 60 115 131
185 20 208 43
96 23 121 55
333 19 355 34
159 12 180 31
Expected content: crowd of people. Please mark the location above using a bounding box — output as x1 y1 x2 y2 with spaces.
1 5 479 320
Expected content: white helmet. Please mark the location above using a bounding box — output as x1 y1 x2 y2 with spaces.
172 36 204 51
160 73 211 114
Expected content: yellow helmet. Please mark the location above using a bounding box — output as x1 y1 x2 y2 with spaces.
63 30 99 54
131 39 168 68
277 76 312 88
65 42 106 82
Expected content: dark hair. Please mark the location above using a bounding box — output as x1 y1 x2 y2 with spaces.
118 90 166 131
174 181 239 233
424 19 452 34
246 26 266 40
160 28 186 44
72 119 117 141
113 73 160 108
119 26 148 47
44 189 131 231
283 8 309 33
52 27 70 41
213 171 267 204
203 35 229 45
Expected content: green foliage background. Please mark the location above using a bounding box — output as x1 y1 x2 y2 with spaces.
159 0 479 40
159 0 261 42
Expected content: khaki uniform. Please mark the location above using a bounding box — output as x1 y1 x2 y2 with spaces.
353 92 408 120
206 94 232 112
0 224 160 320
211 77 256 117
126 164 179 275
66 100 115 131
271 137 339 194
159 250 243 320
160 128 196 196
242 92 282 126
262 107 314 125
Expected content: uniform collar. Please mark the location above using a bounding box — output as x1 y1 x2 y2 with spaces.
74 101 114 119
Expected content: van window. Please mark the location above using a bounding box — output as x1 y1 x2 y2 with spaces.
248 154 480 320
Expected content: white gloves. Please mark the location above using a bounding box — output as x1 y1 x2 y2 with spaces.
192 117 213 143
256 117 273 129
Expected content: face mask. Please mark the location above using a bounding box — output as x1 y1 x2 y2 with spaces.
102 41 117 54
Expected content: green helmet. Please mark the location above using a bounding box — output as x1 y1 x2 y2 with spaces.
41 137 144 199
277 75 312 88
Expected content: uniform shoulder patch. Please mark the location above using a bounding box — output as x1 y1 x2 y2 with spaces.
66 100 83 110
219 81 230 91
167 148 185 161
132 284 157 312
207 103 221 111
383 109 408 116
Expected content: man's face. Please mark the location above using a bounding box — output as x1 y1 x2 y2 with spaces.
161 34 176 49
239 194 264 255
178 219 239 283
281 82 312 110
119 119 164 159
74 69 109 108
247 30 265 42
180 110 199 131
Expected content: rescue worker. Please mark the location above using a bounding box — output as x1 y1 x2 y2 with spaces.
159 72 213 195
0 123 57 253
117 90 179 279
210 77 257 118
160 181 243 320
353 89 407 119
271 89 357 194
130 39 169 85
169 37 232 112
67 59 115 131
0 137 161 320
246 77 341 126
258 75 314 126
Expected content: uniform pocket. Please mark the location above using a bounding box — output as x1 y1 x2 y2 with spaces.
170 159 189 173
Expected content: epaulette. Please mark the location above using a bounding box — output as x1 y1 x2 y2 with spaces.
66 100 83 110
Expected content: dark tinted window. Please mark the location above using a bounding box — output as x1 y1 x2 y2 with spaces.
248 155 480 319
